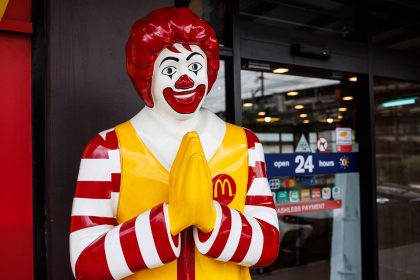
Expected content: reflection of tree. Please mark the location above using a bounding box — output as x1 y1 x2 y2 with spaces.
242 109 258 127
403 156 420 183
377 159 408 185
247 72 267 110
376 150 420 186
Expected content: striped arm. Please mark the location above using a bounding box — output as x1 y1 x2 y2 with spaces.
193 128 279 267
70 130 180 280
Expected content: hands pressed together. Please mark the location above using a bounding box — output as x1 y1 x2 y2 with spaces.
167 131 217 236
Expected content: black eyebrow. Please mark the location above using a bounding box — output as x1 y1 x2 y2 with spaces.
186 52 204 61
159 56 179 66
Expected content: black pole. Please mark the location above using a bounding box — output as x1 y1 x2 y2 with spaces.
32 0 48 279
355 0 379 279
224 0 242 125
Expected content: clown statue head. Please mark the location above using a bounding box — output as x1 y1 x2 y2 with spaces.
70 7 279 280
124 7 225 170
126 8 219 121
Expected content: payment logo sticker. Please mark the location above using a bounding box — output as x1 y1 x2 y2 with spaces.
289 190 300 203
301 189 311 201
332 186 341 199
322 187 331 200
277 191 289 204
269 178 281 190
284 179 295 188
311 188 321 200
301 177 317 186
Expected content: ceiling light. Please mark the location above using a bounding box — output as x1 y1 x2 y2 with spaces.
273 67 289 74
287 91 299 96
258 111 266 116
256 116 280 123
299 113 308 118
338 107 347 112
294 104 304 110
382 97 418 108
327 117 334 123
337 115 343 119
243 102 253 108
348 76 357 82
303 120 310 124
342 96 354 101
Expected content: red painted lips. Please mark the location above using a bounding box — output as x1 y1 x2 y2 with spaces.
163 84 206 114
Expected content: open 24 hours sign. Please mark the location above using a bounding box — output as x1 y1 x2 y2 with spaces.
265 152 358 177
265 152 358 216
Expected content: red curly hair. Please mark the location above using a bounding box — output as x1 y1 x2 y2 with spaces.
126 7 220 107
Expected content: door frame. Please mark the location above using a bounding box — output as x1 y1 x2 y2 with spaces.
223 2 379 280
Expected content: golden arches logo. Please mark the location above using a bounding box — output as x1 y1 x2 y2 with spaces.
213 179 233 198
212 174 236 205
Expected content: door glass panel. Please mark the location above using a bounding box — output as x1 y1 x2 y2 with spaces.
175 0 226 46
239 0 358 41
241 67 362 279
203 60 226 119
370 2 420 55
374 78 420 280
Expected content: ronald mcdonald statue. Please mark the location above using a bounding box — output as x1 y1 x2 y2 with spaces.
70 7 279 280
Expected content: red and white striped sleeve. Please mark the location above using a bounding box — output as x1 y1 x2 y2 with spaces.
70 129 180 280
193 128 279 267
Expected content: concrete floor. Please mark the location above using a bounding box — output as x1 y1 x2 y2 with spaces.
252 260 330 280
379 242 420 280
251 243 420 280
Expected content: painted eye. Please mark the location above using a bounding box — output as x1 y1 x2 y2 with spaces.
188 62 203 74
162 66 177 78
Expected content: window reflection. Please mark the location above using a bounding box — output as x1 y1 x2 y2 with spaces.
202 60 225 119
242 67 362 280
370 2 420 55
239 0 357 40
374 78 420 280
241 69 356 146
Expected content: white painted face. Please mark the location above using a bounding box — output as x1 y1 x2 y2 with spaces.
151 43 209 119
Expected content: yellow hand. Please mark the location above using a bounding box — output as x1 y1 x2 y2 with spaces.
192 152 216 233
168 132 216 235
168 132 202 235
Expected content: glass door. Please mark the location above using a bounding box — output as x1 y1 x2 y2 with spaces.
374 78 420 280
241 65 362 280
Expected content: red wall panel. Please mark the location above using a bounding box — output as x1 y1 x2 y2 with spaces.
0 33 33 280
2 0 31 21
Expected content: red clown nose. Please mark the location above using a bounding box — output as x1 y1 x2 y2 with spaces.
175 74 195 89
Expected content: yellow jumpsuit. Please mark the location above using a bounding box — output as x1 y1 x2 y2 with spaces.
115 121 251 280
